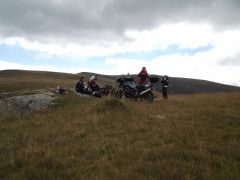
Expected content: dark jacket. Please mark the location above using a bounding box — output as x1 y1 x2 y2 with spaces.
75 80 85 93
161 79 169 86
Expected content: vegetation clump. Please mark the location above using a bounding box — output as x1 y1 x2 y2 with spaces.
95 99 126 113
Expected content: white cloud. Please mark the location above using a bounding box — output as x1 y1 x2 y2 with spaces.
1 22 240 86
100 27 240 86
103 54 240 86
0 23 219 56
125 23 215 50
1 0 240 44
0 60 57 72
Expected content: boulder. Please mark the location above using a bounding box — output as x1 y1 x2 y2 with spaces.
0 89 56 115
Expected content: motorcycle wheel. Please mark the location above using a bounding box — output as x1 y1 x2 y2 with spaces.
117 89 123 99
93 91 102 98
112 88 123 98
140 92 154 102
111 88 116 96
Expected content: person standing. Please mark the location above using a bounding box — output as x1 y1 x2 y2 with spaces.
137 67 149 84
161 75 169 99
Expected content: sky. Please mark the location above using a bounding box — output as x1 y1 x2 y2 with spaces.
0 0 240 86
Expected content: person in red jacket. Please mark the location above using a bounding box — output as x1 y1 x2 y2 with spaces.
137 67 149 84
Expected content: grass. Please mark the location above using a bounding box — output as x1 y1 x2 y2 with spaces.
0 70 240 179
0 70 113 93
0 91 240 179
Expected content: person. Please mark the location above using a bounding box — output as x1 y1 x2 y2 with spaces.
137 67 149 84
75 76 85 93
161 75 169 99
56 85 67 94
88 74 100 92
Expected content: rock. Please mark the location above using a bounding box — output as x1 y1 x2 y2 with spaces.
0 89 57 115
7 94 56 112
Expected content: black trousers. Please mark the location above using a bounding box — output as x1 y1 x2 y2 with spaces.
162 86 168 99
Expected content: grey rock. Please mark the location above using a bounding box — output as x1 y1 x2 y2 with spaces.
1 89 57 115
7 94 55 112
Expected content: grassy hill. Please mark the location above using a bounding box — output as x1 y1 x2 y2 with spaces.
160 76 240 94
0 69 240 179
0 70 77 93
0 70 113 93
1 70 239 94
78 72 240 94
1 91 240 179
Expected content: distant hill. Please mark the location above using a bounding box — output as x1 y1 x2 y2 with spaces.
0 70 239 94
0 70 79 92
78 72 240 94
155 76 240 94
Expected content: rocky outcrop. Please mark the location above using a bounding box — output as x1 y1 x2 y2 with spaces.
0 89 57 115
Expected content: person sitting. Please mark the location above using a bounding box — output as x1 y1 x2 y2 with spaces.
88 75 100 92
161 75 169 99
137 67 149 84
56 85 67 94
75 76 85 93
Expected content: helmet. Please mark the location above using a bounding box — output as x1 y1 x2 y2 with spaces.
142 67 146 70
91 75 97 80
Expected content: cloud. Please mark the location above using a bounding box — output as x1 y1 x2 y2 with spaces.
0 0 240 45
0 60 57 72
218 56 240 66
104 53 240 86
0 23 218 56
0 0 240 86
101 28 240 86
0 58 106 75
0 0 239 57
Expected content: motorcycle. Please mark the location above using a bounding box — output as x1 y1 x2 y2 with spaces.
111 75 159 102
88 84 112 98
77 84 112 98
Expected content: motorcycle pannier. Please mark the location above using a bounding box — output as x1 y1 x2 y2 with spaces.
149 75 159 83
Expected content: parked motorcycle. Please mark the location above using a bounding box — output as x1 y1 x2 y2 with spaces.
78 84 112 98
111 75 159 102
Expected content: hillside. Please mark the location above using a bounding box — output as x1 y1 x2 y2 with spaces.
0 70 240 179
1 91 240 179
0 70 239 94
157 76 240 94
78 72 240 94
0 70 113 93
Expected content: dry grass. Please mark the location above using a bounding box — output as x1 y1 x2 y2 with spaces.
0 70 113 93
0 91 240 179
1 70 240 179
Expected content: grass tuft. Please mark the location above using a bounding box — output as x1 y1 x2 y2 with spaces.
94 98 127 113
